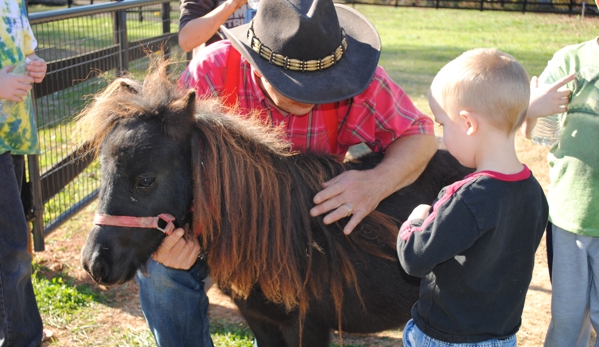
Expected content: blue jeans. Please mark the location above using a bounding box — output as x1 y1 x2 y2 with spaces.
0 153 43 347
403 319 517 347
135 258 213 347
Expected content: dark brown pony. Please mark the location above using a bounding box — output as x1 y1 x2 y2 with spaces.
78 62 471 346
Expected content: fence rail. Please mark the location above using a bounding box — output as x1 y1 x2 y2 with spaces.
340 0 598 14
26 0 184 251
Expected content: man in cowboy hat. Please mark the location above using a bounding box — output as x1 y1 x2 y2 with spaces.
135 0 436 345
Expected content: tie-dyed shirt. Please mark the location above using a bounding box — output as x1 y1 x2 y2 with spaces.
0 0 39 155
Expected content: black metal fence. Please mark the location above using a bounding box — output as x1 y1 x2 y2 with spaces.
26 0 185 251
342 0 598 15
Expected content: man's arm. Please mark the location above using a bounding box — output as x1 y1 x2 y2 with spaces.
179 0 247 52
311 134 436 235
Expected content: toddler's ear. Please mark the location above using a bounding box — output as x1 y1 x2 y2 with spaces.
460 110 477 136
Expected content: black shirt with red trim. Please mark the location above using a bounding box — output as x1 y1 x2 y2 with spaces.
397 165 548 343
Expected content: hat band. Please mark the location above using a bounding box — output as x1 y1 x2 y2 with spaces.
246 20 348 72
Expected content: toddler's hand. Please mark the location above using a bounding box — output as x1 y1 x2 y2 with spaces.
0 66 34 102
528 73 575 119
408 204 431 221
26 55 47 83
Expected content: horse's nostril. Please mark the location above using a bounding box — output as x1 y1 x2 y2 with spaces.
91 259 107 282
82 260 91 274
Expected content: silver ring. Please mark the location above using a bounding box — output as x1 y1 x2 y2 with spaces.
344 205 352 217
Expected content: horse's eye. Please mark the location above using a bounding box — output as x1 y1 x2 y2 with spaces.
136 177 156 190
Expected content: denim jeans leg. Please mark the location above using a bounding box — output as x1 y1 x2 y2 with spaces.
136 257 213 347
402 318 517 347
402 319 419 347
0 152 43 347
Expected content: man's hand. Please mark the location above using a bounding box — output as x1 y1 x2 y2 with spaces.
310 169 386 236
310 135 436 236
152 228 201 270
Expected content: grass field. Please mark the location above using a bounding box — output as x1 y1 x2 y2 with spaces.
33 5 598 347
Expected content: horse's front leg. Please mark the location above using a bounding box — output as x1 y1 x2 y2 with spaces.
244 312 332 347
277 312 332 347
242 314 288 347
235 299 331 347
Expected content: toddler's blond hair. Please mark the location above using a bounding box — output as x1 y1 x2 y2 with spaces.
430 48 530 134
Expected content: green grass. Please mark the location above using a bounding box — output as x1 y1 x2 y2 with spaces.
210 319 255 347
32 5 598 347
362 5 598 110
31 262 107 326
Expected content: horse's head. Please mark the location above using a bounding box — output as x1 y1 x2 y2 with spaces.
78 66 198 285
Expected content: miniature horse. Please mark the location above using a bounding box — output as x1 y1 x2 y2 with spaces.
78 64 471 347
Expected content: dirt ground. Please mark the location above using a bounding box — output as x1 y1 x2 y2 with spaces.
34 133 594 346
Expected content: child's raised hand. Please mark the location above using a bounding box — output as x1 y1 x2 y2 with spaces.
0 66 34 102
528 73 576 119
408 204 431 221
26 55 47 83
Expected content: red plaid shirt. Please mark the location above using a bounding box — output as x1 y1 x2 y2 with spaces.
180 41 434 157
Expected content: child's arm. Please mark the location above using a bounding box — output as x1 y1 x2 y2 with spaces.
397 197 480 278
25 53 47 84
0 66 35 102
521 73 575 139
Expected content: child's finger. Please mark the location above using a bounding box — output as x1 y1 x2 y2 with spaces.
550 73 576 91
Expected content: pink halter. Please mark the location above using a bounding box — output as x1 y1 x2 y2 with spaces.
93 213 176 236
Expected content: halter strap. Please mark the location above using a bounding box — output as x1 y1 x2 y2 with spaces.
93 213 176 236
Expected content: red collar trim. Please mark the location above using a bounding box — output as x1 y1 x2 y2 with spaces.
465 164 531 182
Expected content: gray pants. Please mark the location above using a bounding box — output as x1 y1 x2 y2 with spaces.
544 225 599 347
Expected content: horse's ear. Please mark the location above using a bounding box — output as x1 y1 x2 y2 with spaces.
163 89 197 142
99 78 140 99
118 80 138 94
170 89 196 119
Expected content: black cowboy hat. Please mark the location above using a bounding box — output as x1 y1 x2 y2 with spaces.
221 0 381 104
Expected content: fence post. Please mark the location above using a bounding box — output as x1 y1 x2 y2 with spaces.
162 2 171 34
569 0 573 14
114 1 129 73
28 154 45 251
522 0 526 13
480 0 484 11
162 2 171 63
27 85 45 251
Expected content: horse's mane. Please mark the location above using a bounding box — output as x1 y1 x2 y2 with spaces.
76 60 399 328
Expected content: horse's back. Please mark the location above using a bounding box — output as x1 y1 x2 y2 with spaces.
330 149 471 332
351 149 472 224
